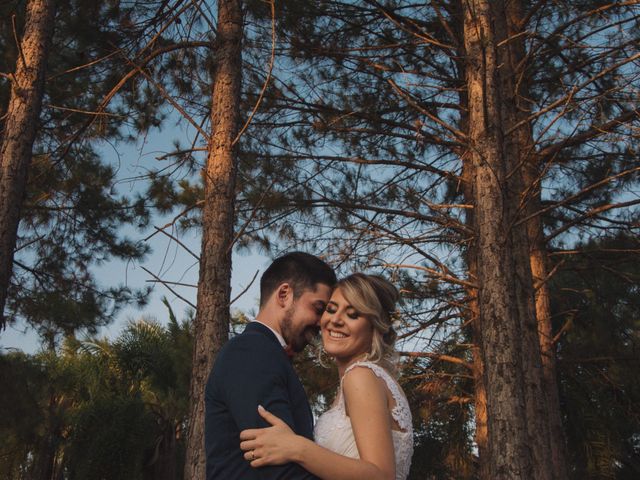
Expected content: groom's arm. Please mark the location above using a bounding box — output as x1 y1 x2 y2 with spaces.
221 336 319 480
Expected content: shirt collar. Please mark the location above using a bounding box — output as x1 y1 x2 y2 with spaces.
252 320 286 348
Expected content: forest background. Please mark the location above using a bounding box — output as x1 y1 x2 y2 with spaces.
1 1 639 479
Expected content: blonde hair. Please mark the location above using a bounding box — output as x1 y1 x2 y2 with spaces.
337 273 400 374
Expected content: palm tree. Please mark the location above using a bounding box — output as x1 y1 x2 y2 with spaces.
0 299 193 480
70 303 192 480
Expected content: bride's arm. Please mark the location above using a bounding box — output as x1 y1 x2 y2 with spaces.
240 367 396 480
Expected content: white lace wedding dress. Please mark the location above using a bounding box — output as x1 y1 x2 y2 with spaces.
314 361 413 480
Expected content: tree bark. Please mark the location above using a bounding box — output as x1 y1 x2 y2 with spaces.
461 0 554 478
461 126 489 479
0 0 56 330
469 287 489 480
183 1 243 479
501 2 570 477
524 152 569 480
495 2 560 478
528 201 569 480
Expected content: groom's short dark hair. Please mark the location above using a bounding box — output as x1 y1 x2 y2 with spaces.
259 252 336 307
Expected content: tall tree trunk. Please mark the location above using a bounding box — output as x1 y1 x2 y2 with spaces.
495 2 562 478
502 3 570 477
183 1 243 478
0 0 56 330
453 6 491 474
461 1 553 478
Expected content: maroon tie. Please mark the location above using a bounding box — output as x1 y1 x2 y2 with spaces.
284 345 295 362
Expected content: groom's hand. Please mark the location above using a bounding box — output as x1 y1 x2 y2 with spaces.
240 405 302 467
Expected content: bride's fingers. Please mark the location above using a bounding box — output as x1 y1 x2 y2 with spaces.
257 404 286 427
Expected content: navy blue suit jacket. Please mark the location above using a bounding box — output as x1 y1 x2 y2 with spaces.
205 321 319 479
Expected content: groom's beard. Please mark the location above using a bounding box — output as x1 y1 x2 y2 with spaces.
281 306 318 353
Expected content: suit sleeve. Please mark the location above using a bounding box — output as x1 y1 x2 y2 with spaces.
218 336 319 480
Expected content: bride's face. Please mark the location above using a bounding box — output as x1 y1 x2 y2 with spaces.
320 288 374 365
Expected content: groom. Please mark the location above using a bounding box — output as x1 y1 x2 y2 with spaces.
205 252 336 479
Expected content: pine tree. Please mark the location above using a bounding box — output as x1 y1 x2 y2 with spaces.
183 1 244 477
551 233 640 478
0 0 180 341
0 0 56 331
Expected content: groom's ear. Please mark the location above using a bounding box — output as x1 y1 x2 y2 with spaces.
275 283 293 308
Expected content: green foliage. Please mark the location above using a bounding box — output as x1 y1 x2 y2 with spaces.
552 234 640 478
0 351 48 479
294 342 340 417
65 396 155 480
0 302 192 480
8 148 152 341
401 350 477 480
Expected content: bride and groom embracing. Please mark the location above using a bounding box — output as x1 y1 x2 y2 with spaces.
205 252 413 479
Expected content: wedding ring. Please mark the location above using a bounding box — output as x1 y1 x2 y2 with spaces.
250 451 255 461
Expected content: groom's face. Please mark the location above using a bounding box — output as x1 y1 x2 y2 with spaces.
281 283 332 352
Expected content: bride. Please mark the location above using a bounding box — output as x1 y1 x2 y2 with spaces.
240 273 413 480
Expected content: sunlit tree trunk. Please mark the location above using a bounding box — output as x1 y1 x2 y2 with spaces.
469 287 489 479
461 0 554 478
527 180 569 480
523 149 569 479
0 0 56 330
183 1 243 478
461 123 489 478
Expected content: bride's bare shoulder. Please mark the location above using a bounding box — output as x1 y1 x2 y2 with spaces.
342 364 388 401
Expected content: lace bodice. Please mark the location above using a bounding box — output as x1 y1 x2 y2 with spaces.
314 361 413 480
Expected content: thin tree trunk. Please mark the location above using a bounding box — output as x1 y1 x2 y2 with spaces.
461 129 489 479
0 0 56 330
146 423 177 480
526 170 570 480
468 287 489 479
453 5 491 474
461 0 553 478
183 1 243 478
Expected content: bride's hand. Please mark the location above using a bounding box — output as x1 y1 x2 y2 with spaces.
239 405 302 467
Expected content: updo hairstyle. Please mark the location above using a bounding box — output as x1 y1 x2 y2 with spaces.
337 273 400 373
